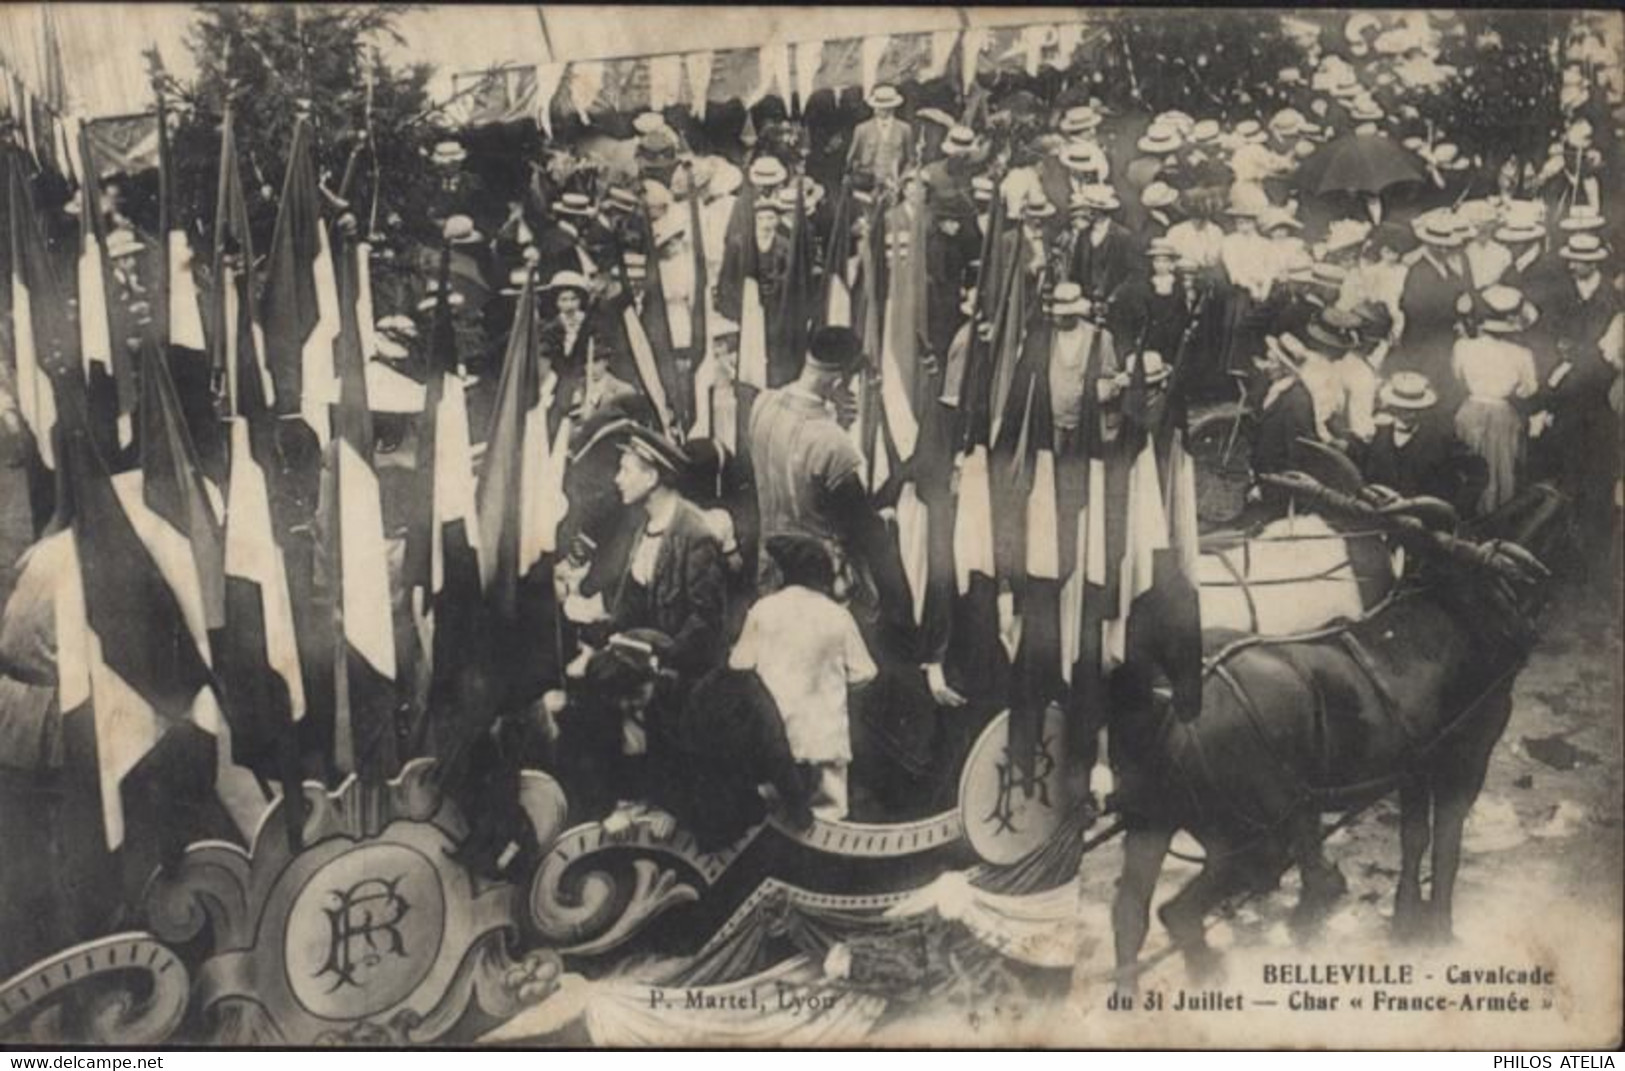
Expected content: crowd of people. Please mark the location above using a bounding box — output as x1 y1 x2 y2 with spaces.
3 11 1622 887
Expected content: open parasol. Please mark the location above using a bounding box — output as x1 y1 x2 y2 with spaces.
1297 132 1426 196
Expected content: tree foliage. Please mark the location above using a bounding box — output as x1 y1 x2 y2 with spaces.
165 4 440 255
1097 11 1303 120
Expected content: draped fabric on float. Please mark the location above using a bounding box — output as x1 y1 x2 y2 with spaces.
262 119 341 447
317 230 397 779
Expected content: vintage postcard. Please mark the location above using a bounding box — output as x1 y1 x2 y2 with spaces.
0 3 1619 1050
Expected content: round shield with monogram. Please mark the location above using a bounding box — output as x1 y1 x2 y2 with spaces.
957 707 1074 866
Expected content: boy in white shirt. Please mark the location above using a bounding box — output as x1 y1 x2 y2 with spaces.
730 535 878 820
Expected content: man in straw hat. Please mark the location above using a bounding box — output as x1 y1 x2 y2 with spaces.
1361 371 1461 502
1067 184 1135 311
1394 209 1470 385
848 83 913 193
1451 284 1540 513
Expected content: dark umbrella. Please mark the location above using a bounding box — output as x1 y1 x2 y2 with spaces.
1297 133 1426 196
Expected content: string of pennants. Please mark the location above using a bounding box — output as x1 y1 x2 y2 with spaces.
0 57 159 183
451 20 1111 132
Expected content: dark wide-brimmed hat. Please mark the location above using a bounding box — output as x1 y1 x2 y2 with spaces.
617 420 687 477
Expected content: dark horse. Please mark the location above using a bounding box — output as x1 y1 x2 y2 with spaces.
1110 482 1571 985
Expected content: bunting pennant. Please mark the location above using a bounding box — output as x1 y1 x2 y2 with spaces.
566 60 604 123
683 51 714 120
533 62 566 138
860 34 891 99
961 29 990 96
262 119 340 447
647 55 684 112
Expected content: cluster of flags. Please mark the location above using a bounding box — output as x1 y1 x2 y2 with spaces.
1 89 579 858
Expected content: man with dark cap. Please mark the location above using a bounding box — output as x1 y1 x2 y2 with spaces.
746 327 916 641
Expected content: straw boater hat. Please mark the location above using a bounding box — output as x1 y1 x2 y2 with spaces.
1157 110 1195 135
943 126 977 155
430 140 468 166
1559 233 1608 263
1188 120 1220 146
1326 70 1363 99
1269 109 1309 137
377 314 418 340
1059 105 1103 137
632 111 667 137
1478 285 1539 334
105 228 144 260
1141 181 1178 209
443 215 484 245
1305 312 1359 353
1060 141 1108 176
1495 202 1546 245
1379 371 1439 411
1137 123 1182 155
1559 204 1606 232
1348 96 1384 123
1258 207 1302 235
1021 194 1057 221
1069 184 1121 215
554 191 593 218
1126 349 1172 385
1413 212 1464 248
603 186 641 214
747 155 789 189
499 266 535 297
865 84 903 110
971 175 994 203
1147 237 1178 262
1050 282 1089 317
1232 119 1268 145
1429 143 1470 172
543 270 592 300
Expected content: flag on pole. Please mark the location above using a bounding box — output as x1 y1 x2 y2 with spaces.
51 382 238 851
406 246 490 758
820 181 856 330
263 119 341 447
75 130 133 451
772 171 815 389
717 183 768 390
1009 345 1063 777
156 89 206 353
478 266 569 621
319 229 397 777
8 151 64 481
212 105 307 836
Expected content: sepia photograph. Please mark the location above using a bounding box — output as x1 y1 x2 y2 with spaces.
0 2 1618 1051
